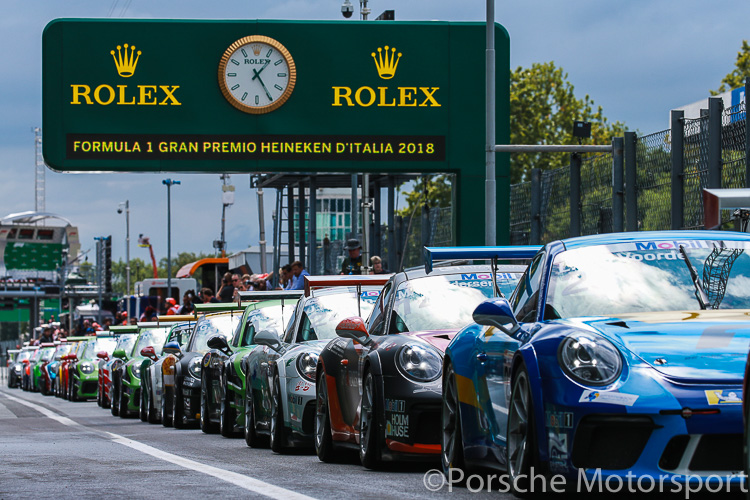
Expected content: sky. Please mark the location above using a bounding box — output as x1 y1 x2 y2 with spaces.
1 0 748 266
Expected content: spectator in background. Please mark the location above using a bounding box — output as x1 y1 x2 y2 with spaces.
340 239 363 275
178 290 196 314
279 264 292 290
103 317 113 330
166 297 180 315
202 288 220 303
217 272 235 302
241 274 253 291
289 261 310 291
140 306 156 322
370 255 386 274
40 327 54 344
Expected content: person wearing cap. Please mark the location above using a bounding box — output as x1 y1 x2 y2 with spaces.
340 238 363 275
166 297 180 315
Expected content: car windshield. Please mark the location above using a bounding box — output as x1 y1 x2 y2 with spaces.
115 334 136 354
31 349 42 362
190 315 241 353
391 272 523 332
241 305 291 347
132 327 170 356
41 347 56 362
17 350 31 362
546 239 750 318
82 338 118 360
54 344 72 359
302 288 380 341
169 324 194 347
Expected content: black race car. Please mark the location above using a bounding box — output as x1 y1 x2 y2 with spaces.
315 247 537 468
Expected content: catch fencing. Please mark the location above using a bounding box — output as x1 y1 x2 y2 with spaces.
510 95 749 245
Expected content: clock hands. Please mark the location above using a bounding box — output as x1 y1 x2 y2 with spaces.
252 61 274 102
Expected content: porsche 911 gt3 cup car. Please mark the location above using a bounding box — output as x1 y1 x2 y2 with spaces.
441 231 750 493
316 246 536 468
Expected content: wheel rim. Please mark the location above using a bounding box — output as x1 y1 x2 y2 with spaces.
442 369 458 466
244 389 253 440
360 374 373 454
508 372 530 479
315 376 328 449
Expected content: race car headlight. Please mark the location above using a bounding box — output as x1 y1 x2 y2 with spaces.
296 352 318 382
14 365 21 373
558 333 622 386
397 343 442 383
188 357 202 379
80 362 94 374
130 364 141 379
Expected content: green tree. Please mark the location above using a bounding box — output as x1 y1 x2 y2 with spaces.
712 40 750 95
510 61 626 183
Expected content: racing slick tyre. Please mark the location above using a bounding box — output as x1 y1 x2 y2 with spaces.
119 379 130 418
441 362 467 482
40 379 48 396
507 364 541 498
147 387 159 424
139 384 149 422
70 379 78 402
96 384 102 406
243 384 267 447
173 380 186 429
359 371 381 469
161 387 173 427
315 369 336 463
111 374 120 416
269 375 288 452
200 376 219 434
220 385 239 438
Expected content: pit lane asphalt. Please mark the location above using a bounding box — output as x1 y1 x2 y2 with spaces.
0 385 512 499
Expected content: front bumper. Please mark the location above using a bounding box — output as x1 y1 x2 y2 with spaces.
181 375 201 422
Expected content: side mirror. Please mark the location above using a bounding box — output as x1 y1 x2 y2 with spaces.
335 317 371 345
254 330 281 352
140 346 158 362
112 349 127 360
472 298 520 335
162 341 181 356
96 351 109 361
207 335 233 355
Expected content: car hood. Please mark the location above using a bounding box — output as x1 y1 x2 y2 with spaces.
578 310 750 382
402 329 459 353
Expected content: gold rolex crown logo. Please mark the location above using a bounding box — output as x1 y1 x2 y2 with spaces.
110 43 141 78
371 46 401 80
251 44 263 56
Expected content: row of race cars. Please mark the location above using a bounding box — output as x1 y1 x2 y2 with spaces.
7 230 750 494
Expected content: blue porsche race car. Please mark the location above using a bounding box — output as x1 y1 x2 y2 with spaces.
440 231 750 494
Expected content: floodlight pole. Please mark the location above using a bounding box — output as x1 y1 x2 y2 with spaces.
162 179 181 303
485 0 496 246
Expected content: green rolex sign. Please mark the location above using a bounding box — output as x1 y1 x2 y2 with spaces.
43 19 510 245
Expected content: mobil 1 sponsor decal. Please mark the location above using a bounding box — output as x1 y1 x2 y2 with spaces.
449 273 519 289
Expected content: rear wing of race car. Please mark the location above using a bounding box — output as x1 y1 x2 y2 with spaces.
156 314 199 324
193 302 246 315
108 326 139 335
237 290 303 304
423 246 541 275
303 275 390 297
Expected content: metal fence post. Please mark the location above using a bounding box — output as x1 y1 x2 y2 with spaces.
746 77 750 187
624 132 638 231
671 110 684 229
309 177 317 274
708 97 723 189
530 168 542 244
570 153 581 237
612 137 625 232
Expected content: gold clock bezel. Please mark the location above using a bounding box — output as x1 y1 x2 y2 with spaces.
218 35 297 115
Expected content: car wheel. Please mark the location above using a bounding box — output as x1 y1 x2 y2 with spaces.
243 384 267 447
111 374 120 416
507 365 540 497
220 385 238 438
139 382 149 422
71 378 79 402
441 362 466 479
315 368 335 463
96 382 102 406
200 376 218 434
173 380 185 429
119 379 130 418
270 375 288 453
161 387 173 427
359 371 381 469
147 385 159 424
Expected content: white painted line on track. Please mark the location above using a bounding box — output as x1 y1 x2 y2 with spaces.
0 391 317 500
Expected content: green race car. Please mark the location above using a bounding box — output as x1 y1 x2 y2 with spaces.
69 335 118 401
115 323 170 418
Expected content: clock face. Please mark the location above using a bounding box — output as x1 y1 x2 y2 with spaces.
218 36 296 115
